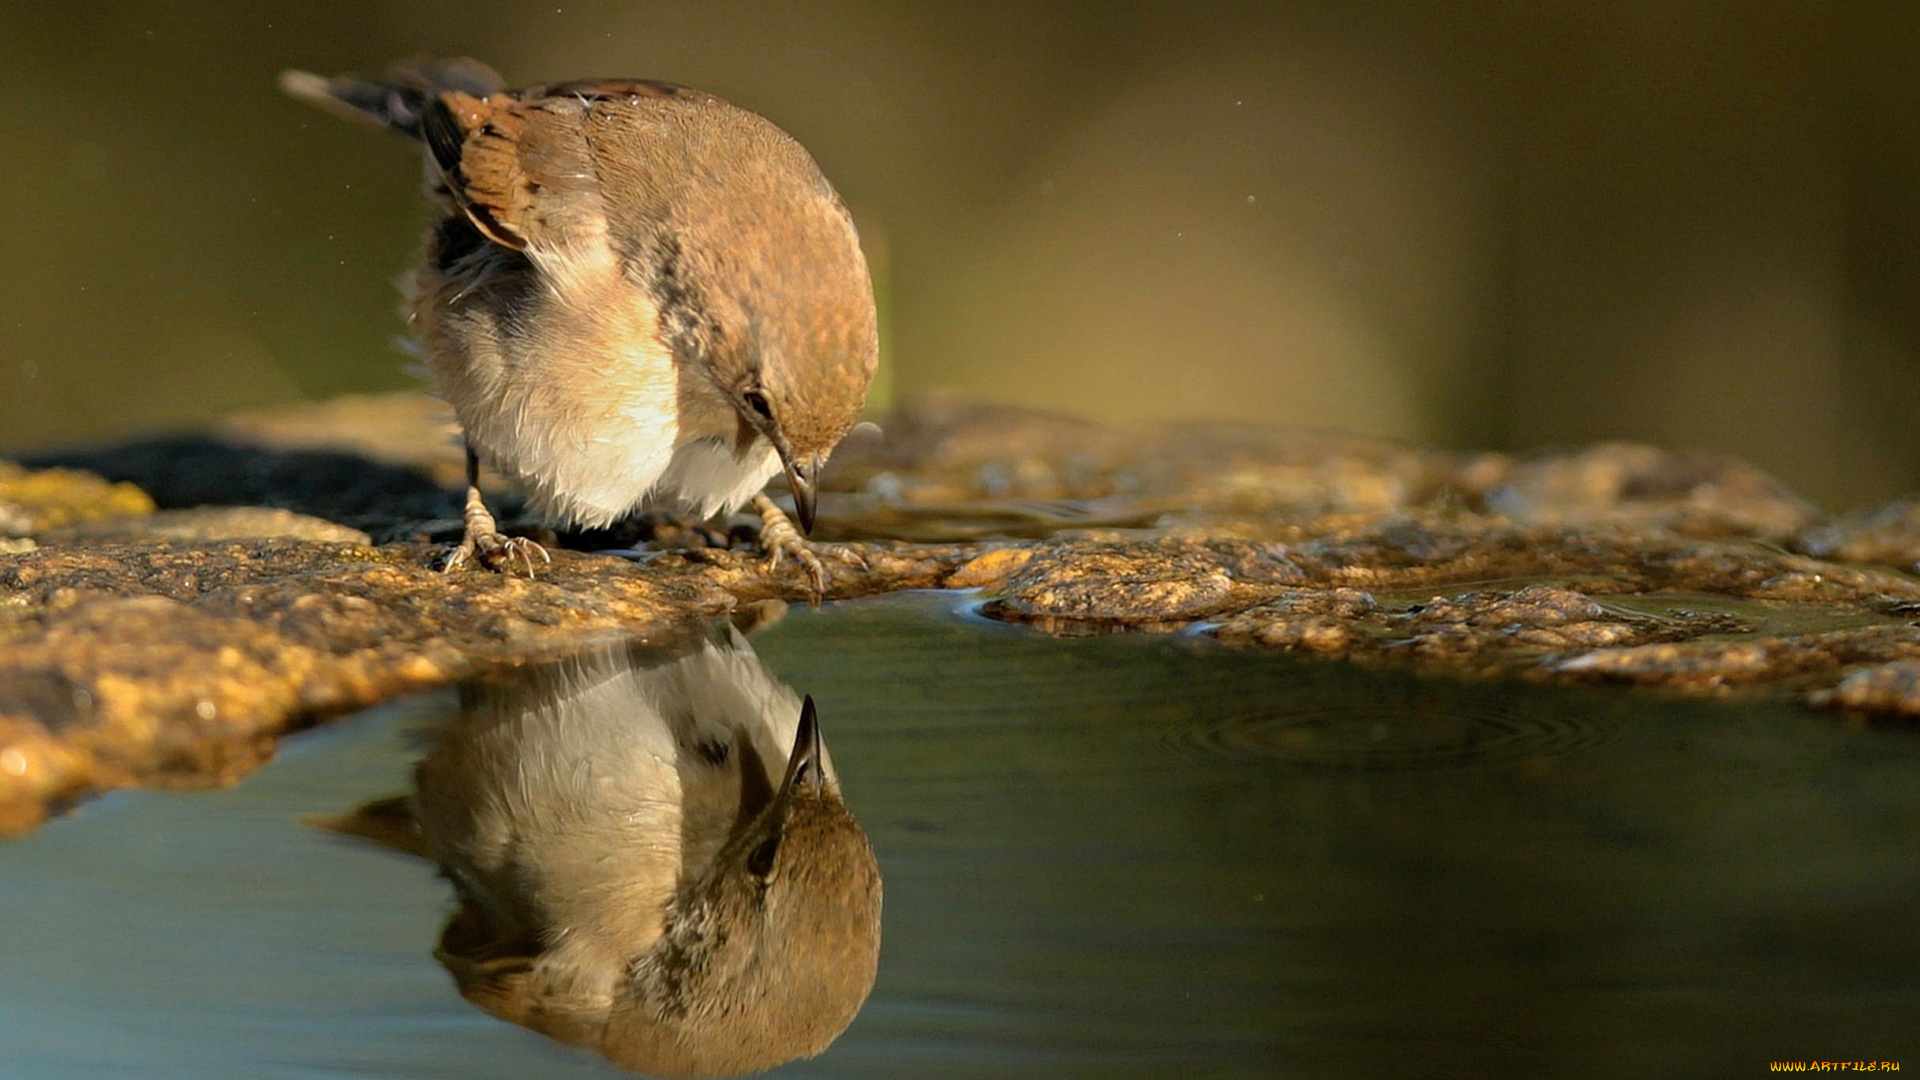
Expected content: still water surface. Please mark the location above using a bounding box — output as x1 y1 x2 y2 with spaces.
1 591 1914 1078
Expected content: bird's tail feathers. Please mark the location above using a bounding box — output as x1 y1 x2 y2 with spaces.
279 57 504 140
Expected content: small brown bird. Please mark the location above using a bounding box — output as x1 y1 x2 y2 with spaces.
321 625 883 1076
280 59 878 579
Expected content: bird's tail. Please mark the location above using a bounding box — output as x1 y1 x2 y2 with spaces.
279 57 504 141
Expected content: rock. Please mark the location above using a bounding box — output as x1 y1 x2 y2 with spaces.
0 532 967 834
1552 624 1920 690
38 506 371 545
0 541 694 831
974 537 1308 632
1472 442 1823 539
210 392 467 484
1207 587 1379 653
21 436 460 538
1796 498 1920 572
4 390 1920 834
1808 661 1920 718
0 461 154 537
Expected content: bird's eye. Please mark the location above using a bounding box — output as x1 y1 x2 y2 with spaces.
743 389 774 421
747 835 780 879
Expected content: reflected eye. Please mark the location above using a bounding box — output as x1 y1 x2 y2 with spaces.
743 390 773 422
747 836 780 879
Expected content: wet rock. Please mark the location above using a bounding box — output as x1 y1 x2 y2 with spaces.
1795 498 1920 573
825 398 1823 542
0 542 682 831
1470 442 1822 539
1288 520 1920 611
1551 625 1920 690
1398 586 1680 656
825 392 1132 505
0 537 963 834
5 390 1920 835
1807 661 1920 718
1207 587 1380 653
973 538 1308 632
1207 583 1748 671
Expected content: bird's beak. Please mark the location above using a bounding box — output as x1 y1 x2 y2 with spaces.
776 695 826 798
781 456 817 535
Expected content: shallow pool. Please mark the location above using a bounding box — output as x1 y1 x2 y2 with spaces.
2 591 1914 1078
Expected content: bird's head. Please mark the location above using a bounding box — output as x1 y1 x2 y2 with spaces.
644 124 879 535
610 696 883 1076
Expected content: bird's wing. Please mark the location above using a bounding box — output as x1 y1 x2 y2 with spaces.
427 79 717 253
416 90 569 251
282 63 700 254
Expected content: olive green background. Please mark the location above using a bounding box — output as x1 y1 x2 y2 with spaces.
5 1 1919 509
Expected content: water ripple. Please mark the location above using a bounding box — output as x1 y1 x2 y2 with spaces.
1164 690 1621 771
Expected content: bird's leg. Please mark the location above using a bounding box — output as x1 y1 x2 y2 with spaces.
753 493 825 594
751 493 873 600
444 445 551 577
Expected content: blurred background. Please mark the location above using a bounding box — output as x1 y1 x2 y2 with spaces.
2 1 1918 510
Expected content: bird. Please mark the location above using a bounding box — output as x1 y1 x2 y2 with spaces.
279 59 879 584
317 622 883 1076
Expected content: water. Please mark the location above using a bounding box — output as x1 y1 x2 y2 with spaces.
1 591 1914 1078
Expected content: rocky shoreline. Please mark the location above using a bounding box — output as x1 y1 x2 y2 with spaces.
4 391 1918 834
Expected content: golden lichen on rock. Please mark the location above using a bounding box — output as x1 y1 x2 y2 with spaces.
0 461 154 537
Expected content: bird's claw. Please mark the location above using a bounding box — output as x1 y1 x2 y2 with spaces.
770 544 829 598
757 508 828 597
753 492 870 602
447 471 551 578
444 529 551 578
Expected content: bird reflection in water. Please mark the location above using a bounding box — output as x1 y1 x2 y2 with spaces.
319 613 882 1076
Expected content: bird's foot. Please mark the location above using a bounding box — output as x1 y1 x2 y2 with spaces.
752 493 866 602
442 490 551 577
443 529 551 577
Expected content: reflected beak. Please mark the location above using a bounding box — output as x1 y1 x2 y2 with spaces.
781 457 817 535
777 695 826 797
